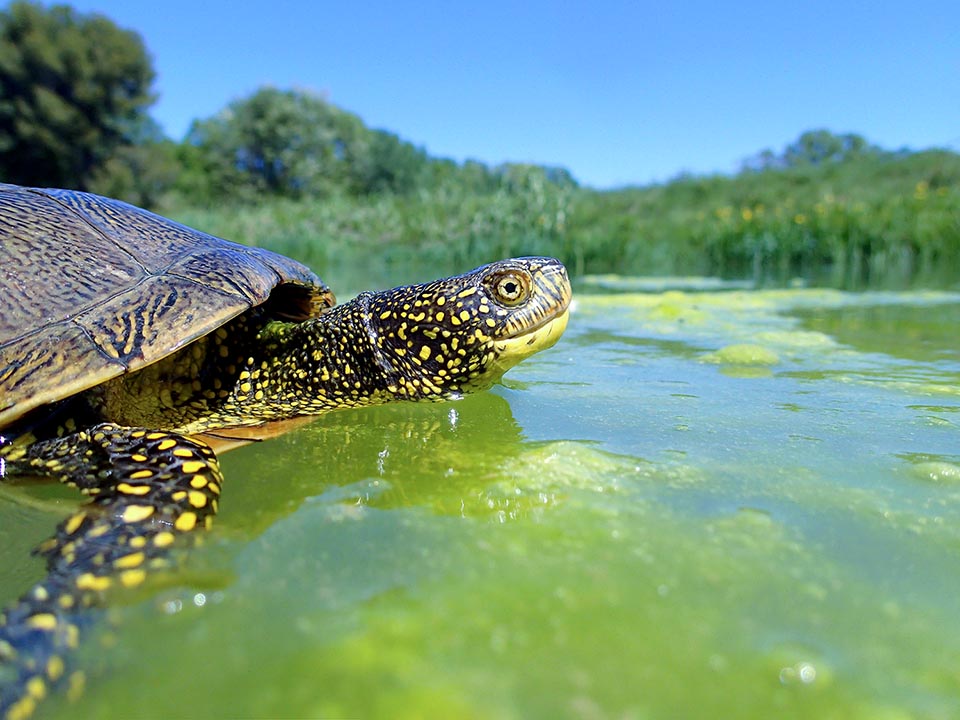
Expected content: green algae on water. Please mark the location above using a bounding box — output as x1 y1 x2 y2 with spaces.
14 278 960 720
701 343 781 366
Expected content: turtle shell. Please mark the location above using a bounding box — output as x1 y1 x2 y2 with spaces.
0 184 335 428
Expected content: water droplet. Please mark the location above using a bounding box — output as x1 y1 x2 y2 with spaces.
779 661 817 685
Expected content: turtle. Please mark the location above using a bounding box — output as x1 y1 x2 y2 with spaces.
0 183 571 718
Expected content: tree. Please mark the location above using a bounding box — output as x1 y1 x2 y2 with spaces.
353 129 428 195
744 130 885 172
782 130 879 167
185 87 371 199
88 116 180 208
0 1 156 189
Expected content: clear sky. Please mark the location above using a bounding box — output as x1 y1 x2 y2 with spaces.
67 0 959 188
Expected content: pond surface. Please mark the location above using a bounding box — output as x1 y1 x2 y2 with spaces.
3 279 960 719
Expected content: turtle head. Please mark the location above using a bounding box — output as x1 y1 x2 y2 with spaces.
365 257 571 400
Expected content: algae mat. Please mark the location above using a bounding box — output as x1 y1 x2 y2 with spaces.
3 284 959 719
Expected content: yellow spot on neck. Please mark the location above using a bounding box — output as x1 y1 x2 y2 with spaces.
64 513 86 535
75 573 112 591
26 614 58 631
175 512 198 532
113 552 145 569
46 656 65 681
153 531 176 547
88 523 110 538
117 482 151 495
25 676 47 700
188 490 208 508
121 505 155 523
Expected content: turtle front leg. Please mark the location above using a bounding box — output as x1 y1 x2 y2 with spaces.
0 423 223 720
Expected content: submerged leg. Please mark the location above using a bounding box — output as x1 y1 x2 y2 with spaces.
0 423 223 720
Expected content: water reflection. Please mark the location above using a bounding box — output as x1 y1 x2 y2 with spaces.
213 391 528 533
0 390 529 715
794 302 960 363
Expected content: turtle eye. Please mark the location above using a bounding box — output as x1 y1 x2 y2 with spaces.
491 271 531 307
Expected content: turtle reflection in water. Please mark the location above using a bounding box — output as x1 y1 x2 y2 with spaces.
0 184 571 718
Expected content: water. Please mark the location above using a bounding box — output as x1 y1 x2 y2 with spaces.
3 280 960 719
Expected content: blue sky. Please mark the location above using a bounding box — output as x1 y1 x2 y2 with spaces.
68 0 959 188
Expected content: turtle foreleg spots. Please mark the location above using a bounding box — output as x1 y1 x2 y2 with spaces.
0 424 224 719
14 423 224 593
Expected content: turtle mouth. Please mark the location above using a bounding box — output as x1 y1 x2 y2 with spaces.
515 305 570 348
490 304 570 370
507 295 572 340
459 308 568 392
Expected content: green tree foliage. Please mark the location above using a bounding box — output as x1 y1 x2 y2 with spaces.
182 86 491 201
782 129 880 166
744 129 882 171
353 129 429 195
0 0 155 189
88 126 180 208
184 87 373 200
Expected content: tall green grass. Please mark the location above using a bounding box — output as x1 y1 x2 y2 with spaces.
165 187 572 291
164 150 960 290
